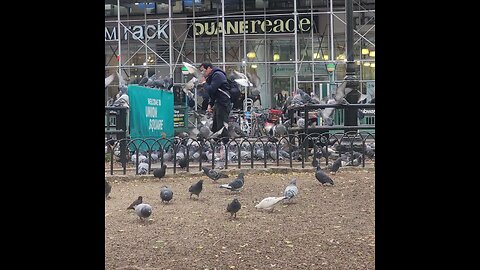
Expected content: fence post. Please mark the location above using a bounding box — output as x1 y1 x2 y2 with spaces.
117 107 128 171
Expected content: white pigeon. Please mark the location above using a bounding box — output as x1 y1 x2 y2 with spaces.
137 162 149 175
134 203 152 220
182 62 204 79
105 73 115 88
182 77 197 99
255 196 287 212
232 70 253 87
283 179 298 203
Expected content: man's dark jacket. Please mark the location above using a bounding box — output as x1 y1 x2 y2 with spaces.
203 67 229 107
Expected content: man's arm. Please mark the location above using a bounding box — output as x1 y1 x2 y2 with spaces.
204 72 226 107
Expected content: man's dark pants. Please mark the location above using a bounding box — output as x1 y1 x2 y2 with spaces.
212 102 231 145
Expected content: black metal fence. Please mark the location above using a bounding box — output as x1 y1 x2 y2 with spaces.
104 131 375 175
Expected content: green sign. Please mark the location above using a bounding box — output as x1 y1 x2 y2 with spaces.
128 85 174 144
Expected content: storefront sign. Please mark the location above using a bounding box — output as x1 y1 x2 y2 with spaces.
271 64 327 76
173 107 187 128
360 109 375 116
105 19 168 41
190 16 317 37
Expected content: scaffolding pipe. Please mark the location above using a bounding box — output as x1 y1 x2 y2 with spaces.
117 0 122 77
222 0 226 70
294 0 298 94
329 0 335 96
169 0 173 77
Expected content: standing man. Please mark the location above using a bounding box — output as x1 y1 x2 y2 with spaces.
199 62 231 144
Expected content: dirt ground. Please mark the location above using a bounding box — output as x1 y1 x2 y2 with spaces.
105 168 375 270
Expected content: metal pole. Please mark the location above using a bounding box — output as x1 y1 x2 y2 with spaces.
169 0 173 77
294 0 298 93
243 0 247 104
344 0 360 130
193 0 196 64
329 0 335 96
117 0 121 78
310 1 315 96
144 2 148 70
221 0 226 70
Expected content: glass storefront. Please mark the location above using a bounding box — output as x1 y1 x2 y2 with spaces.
105 0 375 108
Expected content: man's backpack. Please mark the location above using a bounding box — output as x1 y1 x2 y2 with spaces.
214 70 241 104
223 78 241 103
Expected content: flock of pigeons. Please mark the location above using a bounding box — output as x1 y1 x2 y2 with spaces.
283 81 375 127
105 162 338 221
106 135 374 177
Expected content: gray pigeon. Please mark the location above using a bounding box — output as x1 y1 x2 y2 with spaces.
334 81 350 103
202 166 228 182
105 178 111 199
138 70 149 85
178 156 188 169
160 186 173 203
226 198 241 218
315 166 334 185
312 158 319 168
127 196 143 210
188 180 204 199
329 158 342 174
219 172 245 191
283 179 298 202
134 203 152 220
153 164 167 179
272 123 287 137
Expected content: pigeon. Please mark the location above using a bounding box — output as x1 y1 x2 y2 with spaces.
160 186 173 203
178 156 188 169
188 180 204 199
219 172 245 191
137 162 149 175
272 123 287 137
246 71 261 93
134 203 152 220
105 178 111 199
231 70 253 87
202 166 228 182
138 70 150 85
226 198 241 218
329 158 343 174
127 196 143 210
182 76 198 99
312 158 319 168
334 81 350 103
255 196 287 212
182 62 205 79
283 179 298 202
105 73 115 88
319 96 337 125
153 164 167 179
315 165 334 185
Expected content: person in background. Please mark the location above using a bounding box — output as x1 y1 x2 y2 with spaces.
276 91 284 109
